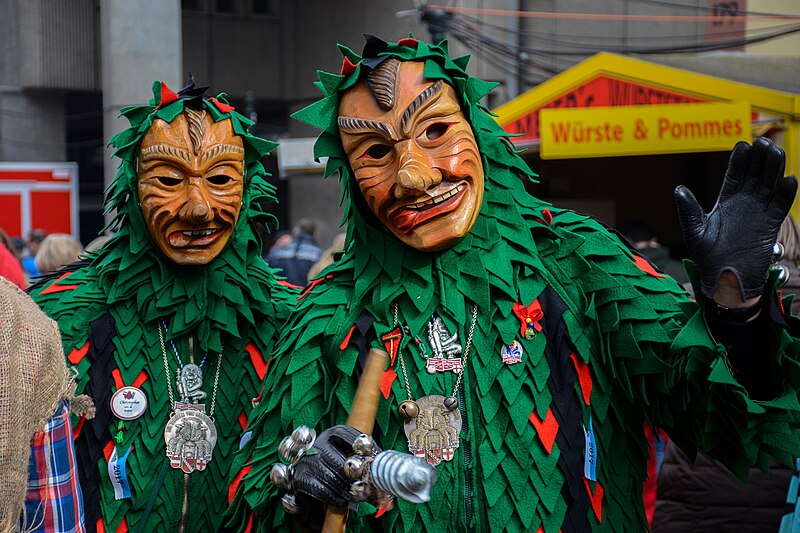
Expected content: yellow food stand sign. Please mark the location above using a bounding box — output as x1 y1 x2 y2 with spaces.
540 102 752 159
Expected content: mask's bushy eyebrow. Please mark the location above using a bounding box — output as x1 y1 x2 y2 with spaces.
337 117 393 139
401 80 443 135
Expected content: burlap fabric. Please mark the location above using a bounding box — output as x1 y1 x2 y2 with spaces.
0 276 72 532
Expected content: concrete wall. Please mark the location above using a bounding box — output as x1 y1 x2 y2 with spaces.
100 0 183 203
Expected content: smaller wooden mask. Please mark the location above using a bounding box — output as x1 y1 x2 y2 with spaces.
338 60 485 251
137 109 245 265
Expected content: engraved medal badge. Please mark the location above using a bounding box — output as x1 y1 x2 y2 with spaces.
164 403 218 473
403 395 462 466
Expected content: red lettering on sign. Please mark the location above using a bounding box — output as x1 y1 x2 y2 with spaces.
504 75 706 144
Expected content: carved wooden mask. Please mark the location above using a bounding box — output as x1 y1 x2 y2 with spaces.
338 60 485 251
137 109 245 265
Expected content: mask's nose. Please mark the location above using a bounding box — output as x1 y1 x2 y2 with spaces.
395 140 442 194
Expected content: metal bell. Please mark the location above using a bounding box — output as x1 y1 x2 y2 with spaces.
773 242 786 263
343 455 366 480
398 400 420 421
270 463 293 490
352 434 376 456
291 426 316 448
443 396 458 412
772 263 790 288
350 480 370 502
278 435 297 461
281 493 301 514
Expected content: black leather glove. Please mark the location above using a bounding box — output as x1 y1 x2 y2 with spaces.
675 137 798 300
288 425 382 529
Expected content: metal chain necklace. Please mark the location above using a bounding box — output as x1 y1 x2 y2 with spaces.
392 303 478 466
158 321 222 474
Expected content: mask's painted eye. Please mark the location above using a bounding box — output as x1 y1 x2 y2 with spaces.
157 176 182 186
207 174 232 185
361 144 392 160
424 122 452 141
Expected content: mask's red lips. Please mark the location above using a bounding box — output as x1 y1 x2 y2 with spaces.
168 227 224 248
389 184 467 234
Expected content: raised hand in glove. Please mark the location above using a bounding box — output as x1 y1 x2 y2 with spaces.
675 137 797 305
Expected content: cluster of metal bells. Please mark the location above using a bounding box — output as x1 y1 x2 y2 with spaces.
772 242 791 288
398 396 458 422
344 434 381 502
270 426 316 514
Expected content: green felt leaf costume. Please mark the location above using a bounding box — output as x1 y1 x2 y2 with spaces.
29 83 297 532
225 39 800 532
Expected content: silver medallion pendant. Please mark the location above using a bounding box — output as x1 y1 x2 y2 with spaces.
403 395 462 466
423 316 463 374
164 403 218 473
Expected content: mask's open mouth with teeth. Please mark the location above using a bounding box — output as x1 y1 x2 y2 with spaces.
167 227 224 248
388 182 468 234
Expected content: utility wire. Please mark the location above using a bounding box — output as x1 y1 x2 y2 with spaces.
454 11 800 43
428 4 800 23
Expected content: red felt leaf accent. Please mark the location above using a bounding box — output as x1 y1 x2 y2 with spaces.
379 368 398 400
340 325 356 351
39 272 78 295
584 478 604 522
632 255 666 278
72 415 86 440
297 274 333 300
570 352 592 405
542 208 553 225
398 37 419 48
244 513 254 533
156 81 179 109
778 290 786 314
341 56 358 75
210 97 235 113
238 411 248 432
251 388 263 407
279 279 303 290
229 465 253 504
103 440 116 462
111 368 124 391
245 343 269 380
116 518 128 533
529 407 559 453
68 341 90 365
132 370 149 389
96 519 106 533
375 498 392 517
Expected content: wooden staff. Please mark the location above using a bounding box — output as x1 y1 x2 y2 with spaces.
321 348 388 533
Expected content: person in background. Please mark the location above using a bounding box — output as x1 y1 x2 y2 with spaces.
22 229 47 278
34 233 82 276
775 215 800 316
0 228 25 289
266 217 322 286
0 276 85 533
307 232 347 281
621 220 688 285
653 216 800 532
83 235 112 255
